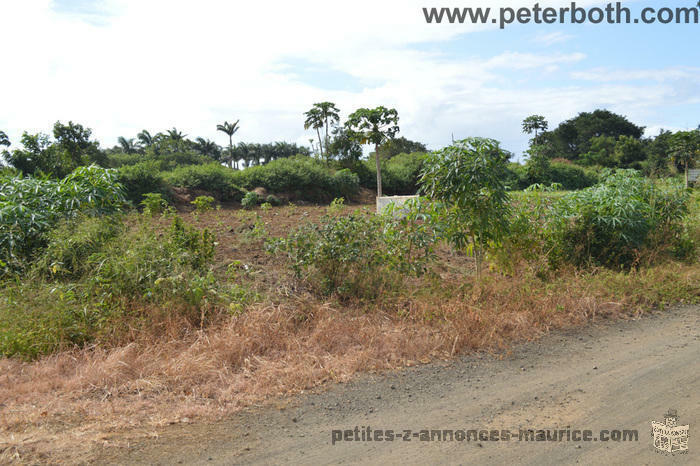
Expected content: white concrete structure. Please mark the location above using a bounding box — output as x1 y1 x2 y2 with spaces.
689 168 700 184
376 195 419 214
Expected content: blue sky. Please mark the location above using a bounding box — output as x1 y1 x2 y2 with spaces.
0 0 698 160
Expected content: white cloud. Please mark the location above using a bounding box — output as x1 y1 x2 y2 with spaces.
0 0 696 160
531 31 574 46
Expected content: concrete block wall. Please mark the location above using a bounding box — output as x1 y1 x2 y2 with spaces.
376 195 420 214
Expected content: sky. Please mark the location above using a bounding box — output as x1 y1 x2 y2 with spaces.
0 0 698 160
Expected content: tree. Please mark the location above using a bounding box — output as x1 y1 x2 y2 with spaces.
216 120 240 168
345 106 400 198
644 129 674 175
137 130 155 148
0 131 9 147
376 137 427 160
117 136 139 154
53 121 105 167
194 137 222 160
419 138 511 279
304 102 340 163
522 115 548 144
328 126 363 164
6 122 104 177
670 130 700 187
612 135 647 168
540 109 645 161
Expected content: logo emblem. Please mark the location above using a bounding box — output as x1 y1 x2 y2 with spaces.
651 409 689 455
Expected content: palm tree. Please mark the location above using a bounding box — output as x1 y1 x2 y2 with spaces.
304 102 340 163
117 136 139 154
166 128 186 140
194 137 222 160
137 130 155 147
0 130 9 147
216 120 240 169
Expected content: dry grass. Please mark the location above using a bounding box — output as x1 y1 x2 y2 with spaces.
1 204 699 464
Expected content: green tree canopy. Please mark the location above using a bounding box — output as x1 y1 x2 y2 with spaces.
345 106 399 197
419 137 511 279
376 136 427 160
540 109 645 161
670 130 700 187
304 102 340 163
522 115 548 144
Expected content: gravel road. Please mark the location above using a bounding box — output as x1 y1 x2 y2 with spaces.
101 305 699 465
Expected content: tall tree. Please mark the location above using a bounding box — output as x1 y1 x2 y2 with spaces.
216 120 240 168
376 137 427 160
117 136 139 154
670 130 700 187
345 106 400 198
305 102 340 164
194 137 222 160
522 115 548 143
539 109 644 161
137 129 155 147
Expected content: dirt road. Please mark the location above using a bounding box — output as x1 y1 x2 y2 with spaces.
102 306 699 465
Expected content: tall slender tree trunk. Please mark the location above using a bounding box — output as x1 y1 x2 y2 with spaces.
228 136 234 169
324 119 330 165
375 143 382 198
685 161 689 188
316 128 323 160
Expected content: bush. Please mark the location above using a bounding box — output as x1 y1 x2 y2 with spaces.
505 170 693 269
191 195 215 212
505 160 598 191
550 162 598 190
360 152 426 195
117 161 171 205
165 163 246 201
33 215 123 279
241 191 259 209
0 215 219 358
268 208 436 299
140 192 169 216
230 156 359 201
266 194 282 206
0 166 125 273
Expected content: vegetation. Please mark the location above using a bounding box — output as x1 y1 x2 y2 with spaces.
0 166 125 274
420 138 511 279
345 106 400 197
1 108 699 462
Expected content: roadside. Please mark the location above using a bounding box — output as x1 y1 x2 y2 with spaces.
101 305 699 465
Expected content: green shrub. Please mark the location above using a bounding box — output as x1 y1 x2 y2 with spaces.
0 215 219 358
550 162 598 190
88 216 215 298
165 163 246 201
33 215 123 279
230 156 359 201
241 191 259 209
505 170 693 269
140 192 169 216
268 208 436 299
0 166 125 273
266 194 282 206
360 152 426 195
117 161 171 205
191 195 215 212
